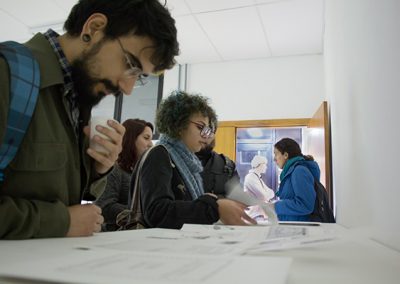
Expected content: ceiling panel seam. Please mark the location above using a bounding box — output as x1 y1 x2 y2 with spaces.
255 5 273 57
183 0 224 61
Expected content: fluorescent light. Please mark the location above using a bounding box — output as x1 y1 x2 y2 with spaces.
247 128 264 138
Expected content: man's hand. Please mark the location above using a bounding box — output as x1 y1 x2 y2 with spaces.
217 199 256 225
66 204 104 237
84 120 125 174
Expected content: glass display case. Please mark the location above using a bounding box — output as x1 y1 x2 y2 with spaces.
236 127 303 191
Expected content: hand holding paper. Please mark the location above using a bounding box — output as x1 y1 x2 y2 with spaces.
225 178 278 225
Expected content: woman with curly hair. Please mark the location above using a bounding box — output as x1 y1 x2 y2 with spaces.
132 91 255 229
96 119 153 231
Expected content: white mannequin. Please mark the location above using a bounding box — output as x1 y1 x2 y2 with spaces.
244 155 275 221
244 155 275 202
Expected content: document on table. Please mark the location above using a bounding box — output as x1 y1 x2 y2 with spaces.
95 226 266 256
0 228 292 284
245 224 338 253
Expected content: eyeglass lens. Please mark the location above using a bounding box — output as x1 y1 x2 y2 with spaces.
118 39 149 87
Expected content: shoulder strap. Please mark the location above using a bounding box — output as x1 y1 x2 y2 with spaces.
0 41 40 182
129 145 156 209
127 145 174 226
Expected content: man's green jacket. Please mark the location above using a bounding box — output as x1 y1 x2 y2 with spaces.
0 33 107 239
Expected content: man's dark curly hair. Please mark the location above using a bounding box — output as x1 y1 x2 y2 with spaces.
64 0 179 72
156 91 217 139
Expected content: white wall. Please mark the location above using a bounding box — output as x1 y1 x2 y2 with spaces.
325 0 400 250
163 0 400 251
163 65 180 98
164 55 325 120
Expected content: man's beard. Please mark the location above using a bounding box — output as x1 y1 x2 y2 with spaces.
70 42 121 109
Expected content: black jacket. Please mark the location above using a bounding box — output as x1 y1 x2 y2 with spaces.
131 145 219 229
95 165 131 231
197 151 239 197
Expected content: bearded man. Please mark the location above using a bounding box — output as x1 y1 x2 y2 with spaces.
0 0 179 239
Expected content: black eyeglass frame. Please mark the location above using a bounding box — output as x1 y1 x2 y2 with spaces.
116 38 149 87
190 121 215 138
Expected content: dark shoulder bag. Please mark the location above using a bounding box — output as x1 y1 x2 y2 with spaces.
292 164 335 223
116 145 173 230
309 180 335 223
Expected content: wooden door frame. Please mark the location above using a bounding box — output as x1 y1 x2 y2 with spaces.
218 118 310 130
214 119 309 162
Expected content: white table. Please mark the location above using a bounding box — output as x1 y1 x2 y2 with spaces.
0 224 399 284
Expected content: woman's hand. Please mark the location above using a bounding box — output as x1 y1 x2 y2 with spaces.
217 199 256 225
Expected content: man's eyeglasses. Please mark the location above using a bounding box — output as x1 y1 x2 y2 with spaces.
116 38 149 88
190 121 215 138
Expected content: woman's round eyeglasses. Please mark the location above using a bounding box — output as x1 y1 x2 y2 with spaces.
190 121 215 138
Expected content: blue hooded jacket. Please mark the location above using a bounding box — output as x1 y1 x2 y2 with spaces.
274 158 320 221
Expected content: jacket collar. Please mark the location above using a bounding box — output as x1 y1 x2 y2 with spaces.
280 158 304 182
24 33 64 89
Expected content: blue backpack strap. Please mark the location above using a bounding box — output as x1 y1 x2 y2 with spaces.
0 41 40 182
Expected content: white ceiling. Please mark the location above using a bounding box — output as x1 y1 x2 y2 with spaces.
0 0 324 64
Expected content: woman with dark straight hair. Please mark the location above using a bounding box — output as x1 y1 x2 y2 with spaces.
273 138 319 221
96 118 153 231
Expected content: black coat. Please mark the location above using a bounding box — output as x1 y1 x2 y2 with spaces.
95 165 131 231
131 145 219 229
197 151 239 197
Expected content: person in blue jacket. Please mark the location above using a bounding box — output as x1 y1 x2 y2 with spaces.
273 138 318 221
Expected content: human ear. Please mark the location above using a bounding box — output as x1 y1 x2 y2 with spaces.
81 13 108 42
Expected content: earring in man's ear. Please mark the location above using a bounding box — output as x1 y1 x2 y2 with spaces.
82 34 91 42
